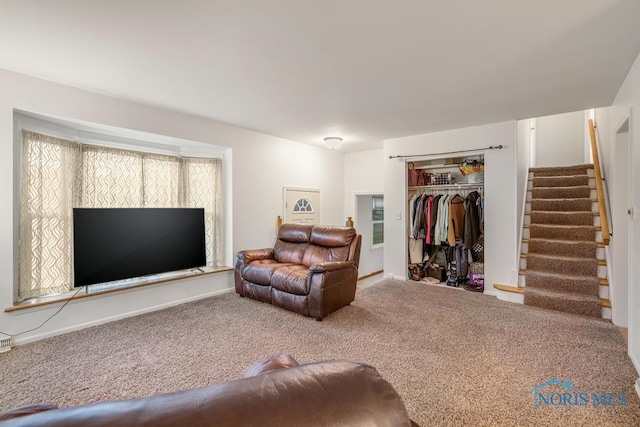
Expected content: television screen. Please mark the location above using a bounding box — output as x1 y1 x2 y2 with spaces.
73 208 206 287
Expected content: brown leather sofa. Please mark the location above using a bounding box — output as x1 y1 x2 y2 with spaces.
235 224 362 320
0 356 415 427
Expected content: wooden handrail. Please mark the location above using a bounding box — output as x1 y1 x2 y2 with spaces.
588 119 610 245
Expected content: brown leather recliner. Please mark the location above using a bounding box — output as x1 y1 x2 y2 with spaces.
235 224 362 320
0 357 415 426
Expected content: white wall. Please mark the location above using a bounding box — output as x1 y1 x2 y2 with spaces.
344 149 384 218
355 195 384 277
383 121 518 294
609 51 640 376
345 149 384 277
535 110 586 167
0 69 345 344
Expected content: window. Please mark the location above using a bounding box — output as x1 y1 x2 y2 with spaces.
372 195 384 246
19 130 223 300
293 198 313 212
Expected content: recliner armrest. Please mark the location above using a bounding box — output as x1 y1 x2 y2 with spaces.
236 249 275 263
309 261 355 273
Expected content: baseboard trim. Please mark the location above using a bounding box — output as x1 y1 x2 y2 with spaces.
630 350 640 378
13 287 234 346
358 270 383 281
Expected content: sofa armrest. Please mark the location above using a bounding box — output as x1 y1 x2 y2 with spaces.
309 261 355 273
236 248 275 263
235 249 275 296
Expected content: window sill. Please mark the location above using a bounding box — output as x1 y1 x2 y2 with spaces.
5 266 233 313
371 244 384 250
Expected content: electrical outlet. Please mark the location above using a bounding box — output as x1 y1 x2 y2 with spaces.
395 212 401 220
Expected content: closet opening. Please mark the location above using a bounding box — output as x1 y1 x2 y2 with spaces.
407 154 485 292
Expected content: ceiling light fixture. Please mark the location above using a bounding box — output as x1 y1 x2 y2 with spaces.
324 137 343 149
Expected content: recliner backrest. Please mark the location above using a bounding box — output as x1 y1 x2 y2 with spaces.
273 223 313 264
302 226 356 267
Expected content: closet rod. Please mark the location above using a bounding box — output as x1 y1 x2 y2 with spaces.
389 145 503 160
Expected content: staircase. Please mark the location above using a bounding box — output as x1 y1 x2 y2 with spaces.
517 164 610 318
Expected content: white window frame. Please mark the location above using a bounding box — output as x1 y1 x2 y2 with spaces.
13 111 227 302
371 195 384 248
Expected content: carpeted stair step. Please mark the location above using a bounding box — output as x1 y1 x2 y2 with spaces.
529 211 594 226
518 270 609 286
524 270 599 296
527 238 596 258
532 175 589 188
523 287 601 318
526 253 597 276
530 198 592 212
531 186 591 199
530 164 593 177
529 224 595 241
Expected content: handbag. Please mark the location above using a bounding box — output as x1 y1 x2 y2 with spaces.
408 162 426 187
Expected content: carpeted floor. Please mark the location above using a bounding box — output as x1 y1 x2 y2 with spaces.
1 279 639 426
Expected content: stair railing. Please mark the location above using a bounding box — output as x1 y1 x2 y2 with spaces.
588 119 611 245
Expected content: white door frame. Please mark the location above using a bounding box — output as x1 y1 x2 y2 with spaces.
353 191 384 244
354 192 384 277
612 115 631 326
282 186 321 223
617 109 637 368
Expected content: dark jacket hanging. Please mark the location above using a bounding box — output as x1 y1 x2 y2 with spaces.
464 191 481 249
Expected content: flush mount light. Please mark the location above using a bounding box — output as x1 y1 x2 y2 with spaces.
324 137 343 149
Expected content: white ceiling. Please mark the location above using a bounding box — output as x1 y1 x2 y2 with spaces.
1 1 639 152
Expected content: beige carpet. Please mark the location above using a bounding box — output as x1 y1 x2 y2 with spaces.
1 279 639 426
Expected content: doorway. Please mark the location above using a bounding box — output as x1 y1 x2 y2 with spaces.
283 187 320 225
355 194 384 277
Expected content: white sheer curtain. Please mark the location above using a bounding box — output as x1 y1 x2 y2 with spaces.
19 130 223 299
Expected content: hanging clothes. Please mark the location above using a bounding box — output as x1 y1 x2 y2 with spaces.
412 194 425 239
437 194 450 245
408 193 419 238
448 194 465 245
464 191 481 249
429 195 438 244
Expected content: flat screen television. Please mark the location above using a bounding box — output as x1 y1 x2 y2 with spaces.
73 208 206 287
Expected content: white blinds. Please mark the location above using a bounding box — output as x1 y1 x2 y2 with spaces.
19 130 223 299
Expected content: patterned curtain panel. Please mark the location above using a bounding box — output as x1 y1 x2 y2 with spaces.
19 131 223 300
183 157 223 267
143 154 182 208
20 131 81 299
82 146 144 208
